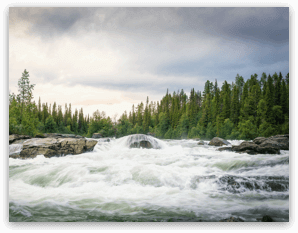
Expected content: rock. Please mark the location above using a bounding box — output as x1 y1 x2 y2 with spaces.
92 133 102 138
231 135 288 155
215 134 288 155
43 133 83 138
9 134 31 144
232 141 280 154
219 216 244 222
217 147 232 152
18 137 98 159
232 141 259 152
267 135 289 150
129 140 153 149
197 140 204 145
209 137 231 146
261 215 274 222
253 137 267 145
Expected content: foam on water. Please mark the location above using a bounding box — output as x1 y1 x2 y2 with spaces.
9 136 289 222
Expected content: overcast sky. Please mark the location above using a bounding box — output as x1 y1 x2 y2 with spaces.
9 7 289 119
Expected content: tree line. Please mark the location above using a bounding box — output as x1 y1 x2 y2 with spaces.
9 70 289 140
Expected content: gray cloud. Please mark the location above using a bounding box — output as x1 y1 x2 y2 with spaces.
9 7 289 97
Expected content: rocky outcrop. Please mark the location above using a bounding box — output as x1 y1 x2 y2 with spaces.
9 134 31 144
234 134 288 154
18 137 98 159
42 133 84 138
209 137 231 146
217 134 289 154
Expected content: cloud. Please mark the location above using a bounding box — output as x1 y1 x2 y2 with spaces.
9 7 289 116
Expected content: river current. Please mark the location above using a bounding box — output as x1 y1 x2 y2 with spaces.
9 135 289 222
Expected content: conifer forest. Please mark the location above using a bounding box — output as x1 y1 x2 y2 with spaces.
9 69 289 140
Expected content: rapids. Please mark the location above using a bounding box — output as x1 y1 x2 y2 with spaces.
9 135 289 222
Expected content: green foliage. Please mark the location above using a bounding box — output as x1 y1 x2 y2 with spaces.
45 115 57 133
258 121 277 137
220 119 234 139
164 127 173 139
238 119 258 140
206 122 216 139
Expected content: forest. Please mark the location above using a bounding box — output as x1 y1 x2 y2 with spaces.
9 69 289 140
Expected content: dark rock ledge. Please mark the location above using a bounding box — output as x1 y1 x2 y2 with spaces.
216 134 289 155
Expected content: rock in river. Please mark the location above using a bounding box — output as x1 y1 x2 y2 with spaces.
18 137 98 159
209 137 231 146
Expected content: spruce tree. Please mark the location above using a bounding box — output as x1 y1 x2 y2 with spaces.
17 69 35 115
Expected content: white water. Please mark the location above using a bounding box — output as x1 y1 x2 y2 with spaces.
9 135 289 222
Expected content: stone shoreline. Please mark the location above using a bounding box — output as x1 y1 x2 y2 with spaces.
9 133 98 159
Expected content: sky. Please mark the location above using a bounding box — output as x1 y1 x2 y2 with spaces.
9 7 289 119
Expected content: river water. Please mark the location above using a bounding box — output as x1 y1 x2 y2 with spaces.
9 135 289 222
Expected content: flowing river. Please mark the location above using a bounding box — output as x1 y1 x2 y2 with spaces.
9 135 289 222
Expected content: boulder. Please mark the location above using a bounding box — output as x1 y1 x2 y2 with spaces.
232 141 259 153
267 135 289 150
18 137 98 159
197 140 205 145
229 135 289 155
92 133 103 138
231 141 279 154
209 137 231 146
129 140 153 149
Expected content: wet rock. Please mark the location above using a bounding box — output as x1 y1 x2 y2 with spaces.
197 140 204 145
219 216 244 222
9 134 31 144
253 137 267 145
43 133 83 138
261 215 275 222
217 147 232 152
127 134 161 149
18 137 98 159
129 140 153 149
232 140 280 155
232 141 259 152
266 135 289 150
209 137 231 146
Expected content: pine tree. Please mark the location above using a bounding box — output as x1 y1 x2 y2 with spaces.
17 69 35 115
230 85 240 125
38 97 42 121
265 74 274 124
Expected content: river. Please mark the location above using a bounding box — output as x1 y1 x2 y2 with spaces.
9 135 289 222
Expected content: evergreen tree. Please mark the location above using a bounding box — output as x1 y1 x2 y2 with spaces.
17 69 35 115
45 115 57 133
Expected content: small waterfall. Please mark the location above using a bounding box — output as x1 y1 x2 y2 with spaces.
9 144 23 156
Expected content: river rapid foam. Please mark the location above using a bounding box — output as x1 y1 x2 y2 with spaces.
9 135 289 222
